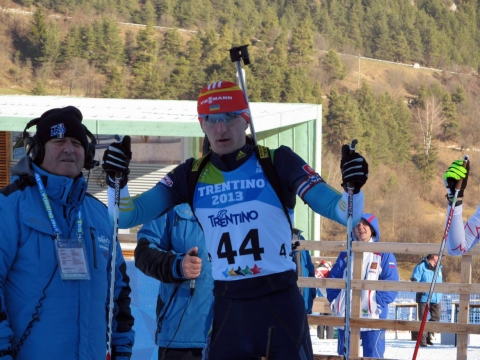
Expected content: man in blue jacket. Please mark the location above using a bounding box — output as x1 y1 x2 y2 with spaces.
135 203 213 360
0 106 134 359
411 254 442 347
292 228 316 314
326 213 398 358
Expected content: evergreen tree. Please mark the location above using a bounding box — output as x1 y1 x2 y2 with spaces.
124 30 136 66
130 25 162 98
141 0 157 26
325 88 360 147
161 29 185 65
60 25 82 63
81 24 97 62
27 6 59 65
392 32 411 63
102 65 127 98
288 14 314 67
440 93 460 141
31 80 47 95
322 50 346 84
451 85 466 104
97 19 124 72
346 0 364 50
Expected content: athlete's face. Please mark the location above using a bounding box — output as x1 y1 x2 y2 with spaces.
201 115 248 155
354 219 372 242
40 137 85 178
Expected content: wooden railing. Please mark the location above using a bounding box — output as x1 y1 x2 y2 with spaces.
119 235 479 359
295 240 480 360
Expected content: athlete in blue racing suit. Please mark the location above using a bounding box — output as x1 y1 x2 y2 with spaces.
102 81 368 359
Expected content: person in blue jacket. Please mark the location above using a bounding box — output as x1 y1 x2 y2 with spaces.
135 203 213 360
292 228 316 314
326 213 398 358
101 80 369 359
0 106 134 359
410 254 442 347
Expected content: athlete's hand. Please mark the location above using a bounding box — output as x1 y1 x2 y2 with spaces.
340 144 368 194
183 247 202 279
102 136 132 188
444 159 469 198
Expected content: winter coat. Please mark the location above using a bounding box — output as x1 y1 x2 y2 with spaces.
410 258 443 304
0 157 134 360
135 203 213 349
292 229 316 314
326 214 399 326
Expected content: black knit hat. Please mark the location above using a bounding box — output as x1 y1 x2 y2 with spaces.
35 106 88 152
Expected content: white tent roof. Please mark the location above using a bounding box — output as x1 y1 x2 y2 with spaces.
0 96 321 137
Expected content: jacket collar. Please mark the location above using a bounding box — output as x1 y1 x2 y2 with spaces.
12 157 87 207
32 164 87 207
210 144 255 171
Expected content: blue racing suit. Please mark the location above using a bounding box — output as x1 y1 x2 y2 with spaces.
0 157 134 360
109 144 365 360
135 203 213 353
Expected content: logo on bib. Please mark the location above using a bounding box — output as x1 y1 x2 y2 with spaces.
208 209 259 227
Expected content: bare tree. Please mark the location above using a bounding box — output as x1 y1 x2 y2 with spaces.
414 96 445 161
60 57 88 95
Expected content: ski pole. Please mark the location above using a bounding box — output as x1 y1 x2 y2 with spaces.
343 139 358 360
229 45 257 146
411 155 469 360
106 136 123 360
265 326 275 360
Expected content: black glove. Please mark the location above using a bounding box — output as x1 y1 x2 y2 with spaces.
102 136 132 188
443 158 469 205
340 144 368 194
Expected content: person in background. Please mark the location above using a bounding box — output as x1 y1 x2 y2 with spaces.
410 254 442 347
326 213 399 358
102 80 369 359
292 228 316 314
0 106 134 359
314 260 333 339
135 203 213 360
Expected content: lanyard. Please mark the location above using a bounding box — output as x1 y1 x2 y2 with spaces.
34 172 83 241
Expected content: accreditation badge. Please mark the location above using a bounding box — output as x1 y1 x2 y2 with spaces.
55 238 91 280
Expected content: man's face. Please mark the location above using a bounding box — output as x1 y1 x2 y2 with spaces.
429 255 439 267
201 114 248 155
354 219 372 242
40 137 85 178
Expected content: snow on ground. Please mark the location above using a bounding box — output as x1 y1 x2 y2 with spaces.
310 328 480 359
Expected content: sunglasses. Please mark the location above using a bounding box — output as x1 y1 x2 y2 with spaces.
199 110 246 127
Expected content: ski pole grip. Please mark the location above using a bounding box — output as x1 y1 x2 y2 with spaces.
229 45 250 65
455 155 469 191
346 139 358 189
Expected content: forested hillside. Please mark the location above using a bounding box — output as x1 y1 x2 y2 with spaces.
1 0 480 280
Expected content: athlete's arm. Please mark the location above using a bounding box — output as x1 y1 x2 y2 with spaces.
274 146 364 226
107 161 193 228
446 204 480 255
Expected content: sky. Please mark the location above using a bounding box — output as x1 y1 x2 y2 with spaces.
311 329 480 359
